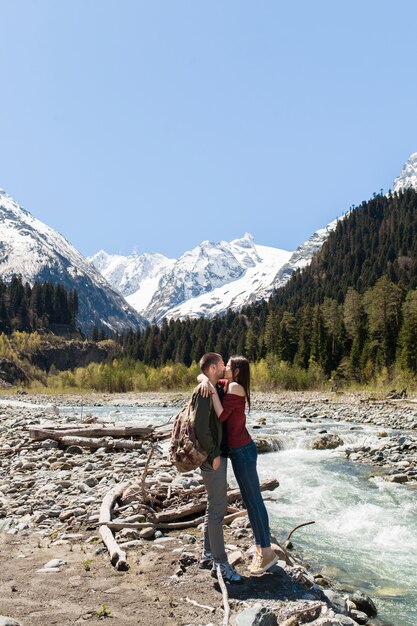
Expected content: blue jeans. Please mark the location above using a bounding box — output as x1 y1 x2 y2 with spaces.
229 440 271 548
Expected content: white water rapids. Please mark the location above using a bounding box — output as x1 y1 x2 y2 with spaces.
61 403 417 626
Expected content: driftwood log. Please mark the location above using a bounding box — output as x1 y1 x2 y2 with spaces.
99 481 130 571
59 435 144 451
26 424 171 444
103 509 247 532
97 476 277 570
27 425 155 439
154 478 279 523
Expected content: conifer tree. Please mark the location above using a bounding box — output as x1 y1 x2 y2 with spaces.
399 290 417 373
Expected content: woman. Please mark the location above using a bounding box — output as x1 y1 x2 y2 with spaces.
200 355 278 575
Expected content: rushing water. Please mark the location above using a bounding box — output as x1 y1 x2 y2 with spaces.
59 403 417 626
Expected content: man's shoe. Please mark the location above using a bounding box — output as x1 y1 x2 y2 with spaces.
198 550 212 569
249 552 279 576
211 561 243 584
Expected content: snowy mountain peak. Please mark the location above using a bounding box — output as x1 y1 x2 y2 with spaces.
88 249 175 311
393 152 417 193
92 234 293 322
0 188 145 332
231 232 254 247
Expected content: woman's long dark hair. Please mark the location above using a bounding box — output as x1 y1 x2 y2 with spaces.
229 355 251 410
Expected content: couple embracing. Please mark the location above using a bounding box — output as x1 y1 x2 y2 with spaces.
193 352 278 584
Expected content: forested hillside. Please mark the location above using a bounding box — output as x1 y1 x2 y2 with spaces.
123 189 417 384
0 277 78 335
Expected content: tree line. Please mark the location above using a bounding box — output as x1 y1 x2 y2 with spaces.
0 276 78 334
121 189 417 383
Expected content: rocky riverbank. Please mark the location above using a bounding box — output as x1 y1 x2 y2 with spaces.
0 391 408 625
251 390 417 485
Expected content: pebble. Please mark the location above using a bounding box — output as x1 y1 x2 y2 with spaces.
139 527 155 539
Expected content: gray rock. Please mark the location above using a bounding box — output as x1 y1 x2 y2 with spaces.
349 591 377 617
310 617 343 626
312 434 344 450
44 558 67 569
349 609 369 624
322 590 347 614
333 614 359 625
236 603 277 626
139 526 155 539
0 617 21 626
0 518 14 532
253 436 283 453
66 445 84 455
41 439 59 449
84 477 98 488
387 474 408 483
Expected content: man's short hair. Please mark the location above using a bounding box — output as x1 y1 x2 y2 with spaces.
199 352 222 373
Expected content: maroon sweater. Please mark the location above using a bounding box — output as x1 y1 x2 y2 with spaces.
218 392 252 449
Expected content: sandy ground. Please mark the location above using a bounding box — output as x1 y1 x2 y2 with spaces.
0 525 314 626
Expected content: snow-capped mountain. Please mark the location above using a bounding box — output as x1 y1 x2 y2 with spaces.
0 189 145 332
91 221 347 323
91 234 293 322
164 239 292 320
89 250 176 313
393 152 417 193
144 234 277 321
272 218 340 289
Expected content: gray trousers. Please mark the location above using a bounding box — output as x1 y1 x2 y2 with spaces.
200 456 228 564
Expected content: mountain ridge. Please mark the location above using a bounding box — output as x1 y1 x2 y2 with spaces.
0 189 145 333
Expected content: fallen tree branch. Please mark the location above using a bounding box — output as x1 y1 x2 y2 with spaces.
99 525 128 571
97 509 246 532
155 478 278 523
285 520 315 542
285 603 322 622
185 597 215 613
216 563 230 626
105 522 155 531
141 442 156 498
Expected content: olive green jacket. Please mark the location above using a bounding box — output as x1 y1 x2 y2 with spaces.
193 389 223 466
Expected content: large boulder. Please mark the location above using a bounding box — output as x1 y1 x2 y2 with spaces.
236 603 277 626
253 436 283 454
311 434 344 450
348 591 377 617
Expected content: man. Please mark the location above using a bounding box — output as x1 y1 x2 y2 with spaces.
193 352 242 584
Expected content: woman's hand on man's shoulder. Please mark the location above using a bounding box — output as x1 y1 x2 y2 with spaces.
227 381 245 396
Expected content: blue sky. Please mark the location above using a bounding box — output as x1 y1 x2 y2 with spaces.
0 1 416 258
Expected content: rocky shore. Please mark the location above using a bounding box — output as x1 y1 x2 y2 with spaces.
251 391 417 486
1 390 412 625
